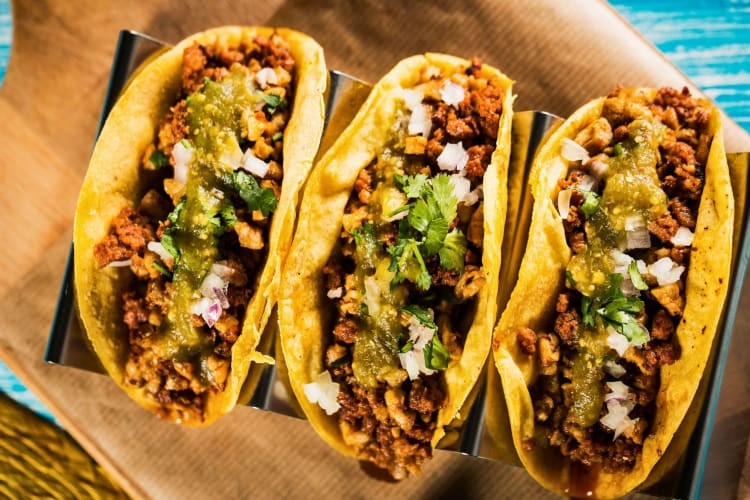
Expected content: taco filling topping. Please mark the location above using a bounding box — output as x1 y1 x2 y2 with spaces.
307 58 504 479
519 87 713 471
93 34 296 423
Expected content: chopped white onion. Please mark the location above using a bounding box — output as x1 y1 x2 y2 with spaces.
440 81 465 107
210 262 235 280
327 287 343 299
400 89 424 110
671 226 694 247
172 141 192 185
303 371 341 415
190 297 223 327
605 381 631 402
590 159 609 179
200 272 227 301
604 361 627 379
626 226 651 250
648 257 685 286
449 174 479 206
384 209 409 222
600 399 639 440
240 150 270 178
620 277 638 297
557 189 573 220
624 215 645 231
611 250 634 274
398 349 435 380
147 241 174 265
437 142 469 172
606 327 630 357
255 67 278 88
406 312 436 351
408 104 432 137
636 259 647 275
577 174 597 192
561 138 590 162
107 259 132 268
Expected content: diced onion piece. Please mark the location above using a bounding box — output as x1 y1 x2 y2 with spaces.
400 89 424 110
384 209 409 222
190 297 222 328
606 327 630 357
611 250 634 274
172 141 192 185
303 371 341 415
671 226 694 247
107 259 132 268
604 361 627 379
577 174 597 192
255 67 278 88
626 226 650 250
408 104 432 137
406 312 436 350
557 189 573 220
561 138 590 162
437 142 468 172
624 215 645 231
636 259 647 275
240 150 270 178
211 262 235 280
327 287 343 299
620 277 638 297
605 381 631 402
200 272 226 300
600 400 638 440
398 349 435 381
648 257 685 286
440 81 465 107
147 241 174 265
590 159 609 179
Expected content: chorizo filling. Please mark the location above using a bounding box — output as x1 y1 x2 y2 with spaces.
93 34 296 423
520 87 712 471
309 58 504 479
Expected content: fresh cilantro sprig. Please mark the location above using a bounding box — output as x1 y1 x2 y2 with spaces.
149 150 169 169
152 261 173 278
424 335 450 370
580 273 648 344
580 191 600 218
399 304 437 329
262 93 287 114
628 261 649 291
232 170 278 216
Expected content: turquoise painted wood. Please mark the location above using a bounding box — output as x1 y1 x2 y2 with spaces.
0 0 748 426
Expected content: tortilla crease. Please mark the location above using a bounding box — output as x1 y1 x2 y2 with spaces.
278 53 514 458
74 26 327 426
490 89 733 498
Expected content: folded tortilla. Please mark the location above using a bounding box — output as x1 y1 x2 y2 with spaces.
491 88 733 497
279 53 513 476
74 26 327 426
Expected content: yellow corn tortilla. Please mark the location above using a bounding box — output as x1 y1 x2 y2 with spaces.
278 54 514 459
74 26 327 426
491 89 733 498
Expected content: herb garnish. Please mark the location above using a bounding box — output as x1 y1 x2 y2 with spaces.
628 261 649 291
152 261 172 278
149 150 169 169
232 170 278 216
580 273 648 344
262 93 287 115
423 335 450 370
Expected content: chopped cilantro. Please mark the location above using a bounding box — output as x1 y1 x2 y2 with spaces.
232 170 278 216
330 355 351 367
160 229 180 263
149 150 169 169
272 131 283 141
566 270 576 287
152 261 172 278
208 201 238 236
399 341 414 353
424 335 450 370
220 202 238 228
387 238 431 290
580 191 600 218
399 305 437 329
579 273 646 343
438 230 466 273
394 173 429 199
167 200 185 225
628 261 649 291
614 143 623 156
262 93 287 114
431 174 458 222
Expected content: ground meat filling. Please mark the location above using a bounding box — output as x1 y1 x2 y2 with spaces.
521 87 711 472
94 34 295 422
321 58 504 479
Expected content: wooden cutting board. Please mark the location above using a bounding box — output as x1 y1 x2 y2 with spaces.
1 0 748 498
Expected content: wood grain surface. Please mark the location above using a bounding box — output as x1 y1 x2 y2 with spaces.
0 1 748 498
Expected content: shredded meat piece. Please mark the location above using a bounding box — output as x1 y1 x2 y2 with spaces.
650 284 684 317
94 207 156 267
648 212 680 243
516 327 537 355
651 309 675 340
464 144 494 181
574 117 613 155
669 197 697 229
333 318 359 344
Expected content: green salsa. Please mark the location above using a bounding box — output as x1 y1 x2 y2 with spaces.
161 68 263 384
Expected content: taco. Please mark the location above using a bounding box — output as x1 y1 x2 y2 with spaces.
74 26 327 426
491 87 733 497
279 54 513 478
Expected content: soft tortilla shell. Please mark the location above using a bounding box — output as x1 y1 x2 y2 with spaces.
74 26 327 426
278 54 513 457
491 90 734 498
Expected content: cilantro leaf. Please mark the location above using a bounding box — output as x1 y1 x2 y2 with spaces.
438 229 466 273
399 305 437 329
422 217 449 256
399 341 414 353
262 93 287 114
581 296 595 327
432 174 457 223
160 228 180 263
167 200 185 226
220 202 238 229
232 170 278 216
628 261 649 291
614 143 623 156
395 174 429 199
387 238 431 290
578 272 647 345
424 335 450 370
409 196 441 233
580 191 600 218
149 150 169 169
566 270 576 287
272 131 283 141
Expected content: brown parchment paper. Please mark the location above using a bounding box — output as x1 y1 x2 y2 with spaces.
0 0 748 498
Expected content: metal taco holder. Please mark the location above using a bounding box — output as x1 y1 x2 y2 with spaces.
44 30 750 499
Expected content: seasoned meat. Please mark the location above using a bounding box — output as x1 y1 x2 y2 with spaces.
517 327 537 355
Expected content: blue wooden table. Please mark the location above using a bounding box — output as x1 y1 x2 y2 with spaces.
0 0 748 426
